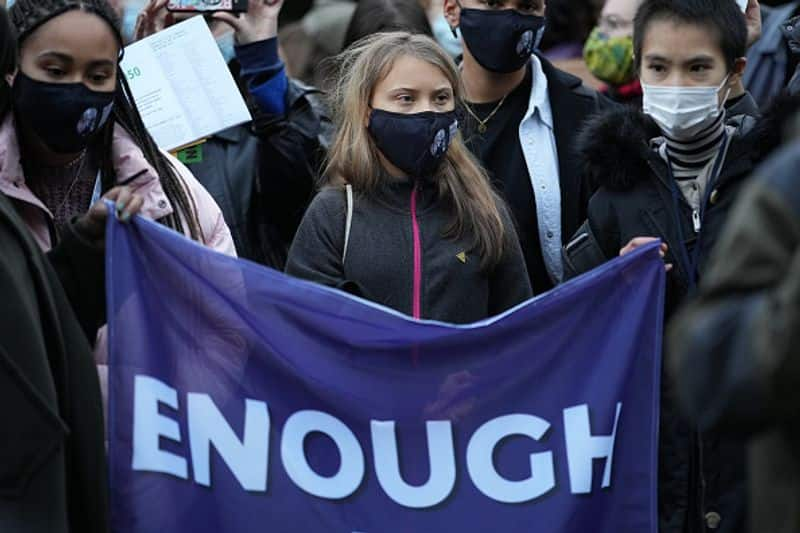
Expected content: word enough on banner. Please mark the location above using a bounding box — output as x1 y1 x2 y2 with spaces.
133 374 623 507
107 215 663 533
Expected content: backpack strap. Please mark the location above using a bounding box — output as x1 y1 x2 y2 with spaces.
343 184 353 264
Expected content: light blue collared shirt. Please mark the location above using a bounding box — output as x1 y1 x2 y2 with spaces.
518 55 563 283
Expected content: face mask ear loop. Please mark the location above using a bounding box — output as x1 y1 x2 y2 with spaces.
718 74 732 108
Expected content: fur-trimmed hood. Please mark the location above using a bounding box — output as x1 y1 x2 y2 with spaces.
577 95 800 192
576 106 661 192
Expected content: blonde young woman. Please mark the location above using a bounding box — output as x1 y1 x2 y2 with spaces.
286 32 532 323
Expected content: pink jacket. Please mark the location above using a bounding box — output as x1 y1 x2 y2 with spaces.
0 115 236 255
0 115 237 408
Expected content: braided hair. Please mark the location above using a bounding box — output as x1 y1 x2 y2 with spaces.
8 0 201 240
0 7 16 120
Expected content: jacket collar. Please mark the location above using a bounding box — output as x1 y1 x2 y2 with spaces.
0 114 173 222
520 54 588 126
520 55 553 129
644 123 758 194
371 173 439 215
576 99 787 193
727 92 761 119
538 53 602 204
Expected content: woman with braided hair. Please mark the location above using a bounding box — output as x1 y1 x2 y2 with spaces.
2 0 236 407
4 0 234 253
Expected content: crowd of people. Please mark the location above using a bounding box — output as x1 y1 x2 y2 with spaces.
1 0 799 531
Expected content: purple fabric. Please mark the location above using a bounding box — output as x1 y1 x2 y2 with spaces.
106 214 663 533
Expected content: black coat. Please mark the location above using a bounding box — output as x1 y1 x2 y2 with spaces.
186 79 332 270
563 105 784 533
669 139 800 533
0 193 107 533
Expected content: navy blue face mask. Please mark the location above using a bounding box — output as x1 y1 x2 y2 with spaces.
458 6 546 73
367 109 459 179
13 72 115 154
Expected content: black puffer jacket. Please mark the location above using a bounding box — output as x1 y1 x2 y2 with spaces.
563 103 787 533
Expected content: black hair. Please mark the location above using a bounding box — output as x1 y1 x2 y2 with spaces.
342 0 432 50
0 7 16 120
633 0 747 73
8 0 201 239
539 0 602 53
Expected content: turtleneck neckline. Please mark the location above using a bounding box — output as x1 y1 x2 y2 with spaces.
664 111 727 181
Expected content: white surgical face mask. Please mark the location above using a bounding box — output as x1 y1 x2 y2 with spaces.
642 75 731 140
431 16 462 59
121 0 147 44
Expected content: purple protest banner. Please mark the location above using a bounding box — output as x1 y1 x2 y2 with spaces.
107 214 663 533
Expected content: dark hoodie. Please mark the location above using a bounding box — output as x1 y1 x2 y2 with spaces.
285 179 532 324
562 101 789 533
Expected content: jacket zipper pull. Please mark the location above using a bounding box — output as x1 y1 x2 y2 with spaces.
692 209 701 233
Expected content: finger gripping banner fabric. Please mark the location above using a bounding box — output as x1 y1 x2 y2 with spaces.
106 215 664 533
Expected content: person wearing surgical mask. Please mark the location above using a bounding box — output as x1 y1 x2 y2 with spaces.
562 1 788 532
426 0 462 58
442 0 611 296
586 0 762 111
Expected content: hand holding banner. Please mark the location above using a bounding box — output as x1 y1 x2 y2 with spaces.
107 215 663 533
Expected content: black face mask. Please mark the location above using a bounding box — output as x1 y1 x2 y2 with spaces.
458 7 546 73
13 72 115 154
367 109 459 179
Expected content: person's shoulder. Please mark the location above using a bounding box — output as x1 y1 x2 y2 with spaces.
163 150 214 203
162 150 237 252
732 94 800 162
754 140 800 214
312 185 347 207
304 185 349 223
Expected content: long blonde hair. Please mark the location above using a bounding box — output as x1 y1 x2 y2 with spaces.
325 32 507 270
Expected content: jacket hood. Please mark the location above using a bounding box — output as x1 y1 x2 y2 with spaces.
576 106 660 192
577 94 800 192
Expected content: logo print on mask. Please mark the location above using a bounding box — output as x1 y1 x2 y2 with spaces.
76 108 99 136
449 119 459 139
431 129 448 157
516 30 534 58
99 102 114 129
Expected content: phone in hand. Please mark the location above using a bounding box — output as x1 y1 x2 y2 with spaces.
166 0 248 13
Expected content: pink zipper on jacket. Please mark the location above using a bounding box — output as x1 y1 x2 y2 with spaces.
410 182 422 319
